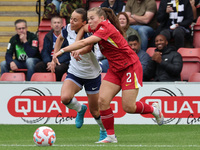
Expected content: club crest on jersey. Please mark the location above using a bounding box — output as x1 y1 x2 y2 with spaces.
32 40 38 47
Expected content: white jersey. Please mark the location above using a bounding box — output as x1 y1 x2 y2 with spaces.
61 24 101 79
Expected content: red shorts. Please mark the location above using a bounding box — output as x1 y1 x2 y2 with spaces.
103 60 143 90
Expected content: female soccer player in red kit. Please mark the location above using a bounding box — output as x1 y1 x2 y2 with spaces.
53 7 164 143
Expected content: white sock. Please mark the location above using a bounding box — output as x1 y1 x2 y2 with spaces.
66 97 82 112
95 116 106 131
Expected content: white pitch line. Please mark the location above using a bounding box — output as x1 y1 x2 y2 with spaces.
0 144 200 148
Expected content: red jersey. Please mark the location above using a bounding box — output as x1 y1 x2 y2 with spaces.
88 20 139 72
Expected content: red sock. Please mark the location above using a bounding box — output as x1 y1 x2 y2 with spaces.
100 108 115 135
135 101 154 114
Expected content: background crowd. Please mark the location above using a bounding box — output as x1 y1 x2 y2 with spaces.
1 0 200 82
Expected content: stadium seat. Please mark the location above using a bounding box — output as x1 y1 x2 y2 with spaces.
146 47 156 57
188 73 200 82
31 73 56 82
0 72 26 81
61 73 67 81
193 17 200 48
156 0 160 10
37 18 66 52
88 0 102 9
178 48 200 81
101 73 106 81
178 48 200 62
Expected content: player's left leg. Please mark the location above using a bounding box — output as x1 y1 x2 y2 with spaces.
121 89 164 125
120 61 164 125
87 93 107 141
85 75 107 142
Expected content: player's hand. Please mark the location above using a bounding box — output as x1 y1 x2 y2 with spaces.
10 61 18 71
71 51 82 61
52 53 60 65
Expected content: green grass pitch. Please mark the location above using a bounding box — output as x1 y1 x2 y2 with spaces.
0 124 199 150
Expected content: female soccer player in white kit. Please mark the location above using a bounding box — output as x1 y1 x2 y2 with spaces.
51 8 106 142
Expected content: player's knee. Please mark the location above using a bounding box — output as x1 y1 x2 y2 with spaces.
61 94 72 105
98 96 110 110
90 110 99 118
123 104 137 113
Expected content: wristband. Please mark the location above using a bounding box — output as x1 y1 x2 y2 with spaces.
60 49 64 53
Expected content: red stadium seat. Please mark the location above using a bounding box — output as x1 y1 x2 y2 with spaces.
178 48 200 81
193 17 200 48
37 18 66 52
61 73 67 81
88 0 102 9
31 73 56 82
178 48 200 62
101 73 106 81
188 73 200 82
146 47 156 57
0 72 26 81
156 0 160 10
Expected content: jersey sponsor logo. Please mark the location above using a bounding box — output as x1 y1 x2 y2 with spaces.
32 40 38 47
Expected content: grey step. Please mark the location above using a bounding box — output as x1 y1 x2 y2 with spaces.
0 52 6 56
0 32 15 36
0 1 43 6
0 32 39 36
0 11 42 17
0 43 8 47
0 22 38 27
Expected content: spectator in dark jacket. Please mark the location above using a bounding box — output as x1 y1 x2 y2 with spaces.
0 19 41 81
35 16 70 81
100 0 126 15
127 35 150 79
144 34 183 81
157 0 193 50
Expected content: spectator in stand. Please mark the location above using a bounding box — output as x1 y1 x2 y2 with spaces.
125 0 157 51
190 0 199 22
35 16 70 81
117 12 140 42
43 0 84 23
0 19 41 81
128 35 150 78
143 34 183 81
93 43 109 73
157 0 193 50
100 0 126 15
